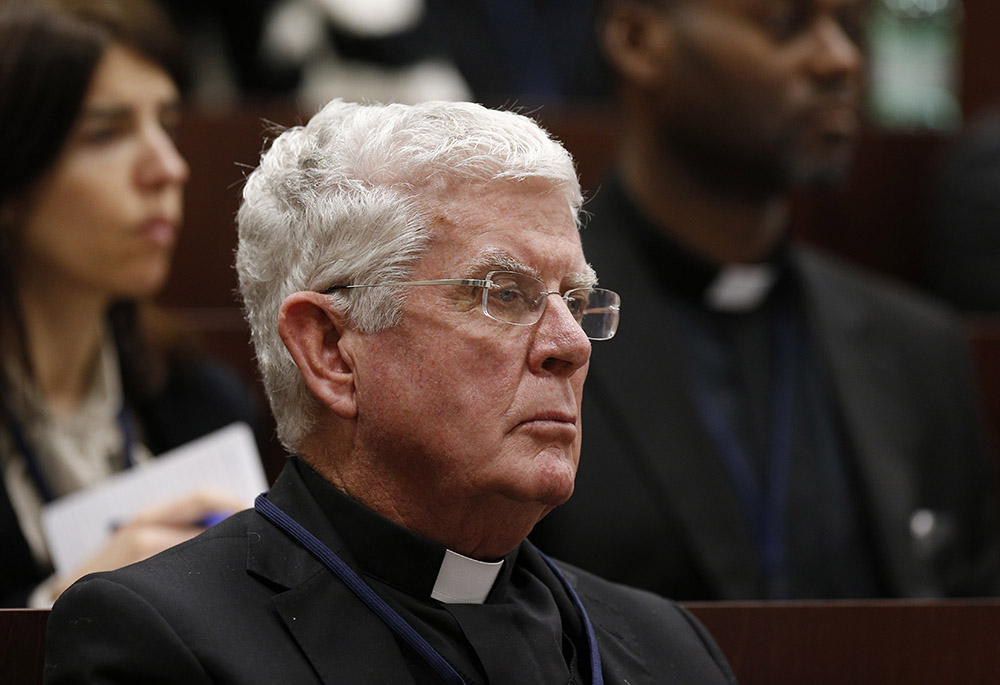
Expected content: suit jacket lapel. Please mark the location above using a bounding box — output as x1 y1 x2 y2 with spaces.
245 464 417 683
544 554 654 682
795 249 930 595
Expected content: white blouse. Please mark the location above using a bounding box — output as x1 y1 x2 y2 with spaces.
0 334 151 606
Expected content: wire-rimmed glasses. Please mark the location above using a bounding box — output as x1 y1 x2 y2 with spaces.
324 270 621 340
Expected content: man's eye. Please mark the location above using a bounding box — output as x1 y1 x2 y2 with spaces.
761 7 805 41
837 6 865 44
565 292 590 320
493 285 526 305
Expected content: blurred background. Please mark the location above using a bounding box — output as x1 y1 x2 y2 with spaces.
152 0 1000 477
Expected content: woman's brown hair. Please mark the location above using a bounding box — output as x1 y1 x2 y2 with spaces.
0 0 189 415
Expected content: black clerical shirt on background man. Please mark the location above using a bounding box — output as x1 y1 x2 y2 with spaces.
629 200 886 598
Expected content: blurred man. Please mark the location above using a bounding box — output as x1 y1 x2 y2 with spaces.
44 99 736 683
532 0 1000 600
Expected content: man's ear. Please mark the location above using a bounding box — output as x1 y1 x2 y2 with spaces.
601 0 675 88
278 291 359 419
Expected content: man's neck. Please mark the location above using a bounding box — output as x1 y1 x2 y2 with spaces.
302 448 543 562
344 480 542 562
619 136 789 266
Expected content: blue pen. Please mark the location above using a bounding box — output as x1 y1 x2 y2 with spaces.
196 511 230 528
110 511 231 532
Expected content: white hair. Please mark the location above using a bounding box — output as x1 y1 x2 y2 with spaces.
235 99 582 451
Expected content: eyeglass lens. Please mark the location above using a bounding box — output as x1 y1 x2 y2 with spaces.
483 272 620 340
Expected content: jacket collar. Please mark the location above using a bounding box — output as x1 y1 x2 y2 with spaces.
245 460 417 682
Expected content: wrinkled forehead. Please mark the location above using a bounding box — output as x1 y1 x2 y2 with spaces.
419 176 580 237
417 173 577 214
416 178 590 282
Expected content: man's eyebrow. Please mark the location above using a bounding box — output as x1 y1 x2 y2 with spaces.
567 267 598 289
465 250 599 289
466 250 539 278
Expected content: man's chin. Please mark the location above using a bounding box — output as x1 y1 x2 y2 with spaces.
791 139 856 190
494 443 579 508
530 460 578 508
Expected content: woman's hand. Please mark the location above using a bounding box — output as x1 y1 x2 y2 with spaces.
49 488 245 602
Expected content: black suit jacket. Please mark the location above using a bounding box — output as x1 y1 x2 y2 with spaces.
0 357 260 607
925 105 1000 310
531 177 1000 600
44 459 737 684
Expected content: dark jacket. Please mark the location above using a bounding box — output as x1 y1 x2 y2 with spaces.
44 459 737 684
531 176 1000 600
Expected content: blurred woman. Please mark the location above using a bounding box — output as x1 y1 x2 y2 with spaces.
0 0 258 606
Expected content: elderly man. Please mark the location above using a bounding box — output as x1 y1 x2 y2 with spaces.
532 0 1000 600
44 100 736 684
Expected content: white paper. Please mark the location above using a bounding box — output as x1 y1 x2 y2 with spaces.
41 422 267 574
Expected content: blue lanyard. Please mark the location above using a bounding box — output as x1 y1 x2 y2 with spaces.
688 304 798 597
6 405 136 503
255 494 604 685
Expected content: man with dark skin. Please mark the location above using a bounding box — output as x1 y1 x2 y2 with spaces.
614 0 861 260
532 0 1000 600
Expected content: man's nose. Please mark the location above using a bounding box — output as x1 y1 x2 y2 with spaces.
531 294 592 376
807 14 864 84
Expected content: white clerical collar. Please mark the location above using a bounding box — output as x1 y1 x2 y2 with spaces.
430 549 504 604
704 263 778 312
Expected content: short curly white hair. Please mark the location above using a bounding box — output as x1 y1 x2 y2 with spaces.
235 99 582 451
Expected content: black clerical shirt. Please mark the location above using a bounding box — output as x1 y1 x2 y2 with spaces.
296 459 590 684
622 183 887 598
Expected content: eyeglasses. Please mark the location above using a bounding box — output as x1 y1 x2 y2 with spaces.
324 270 621 340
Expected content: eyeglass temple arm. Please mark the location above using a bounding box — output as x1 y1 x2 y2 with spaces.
323 278 493 294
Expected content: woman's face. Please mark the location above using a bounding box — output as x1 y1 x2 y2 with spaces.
15 42 188 303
